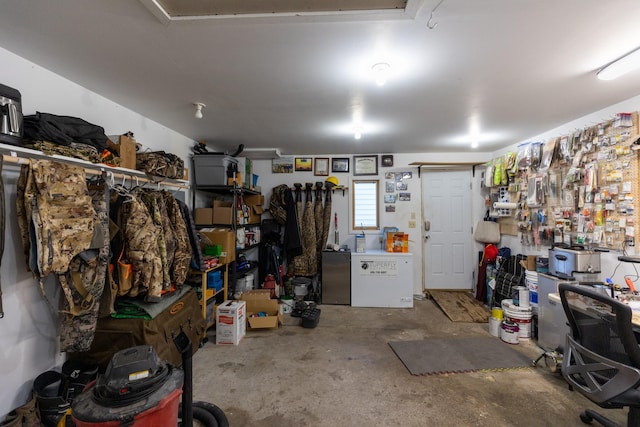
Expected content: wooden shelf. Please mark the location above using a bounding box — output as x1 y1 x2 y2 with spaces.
191 263 229 337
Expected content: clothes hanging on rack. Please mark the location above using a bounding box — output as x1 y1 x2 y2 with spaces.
314 183 324 270
16 159 109 352
292 183 317 276
59 177 110 352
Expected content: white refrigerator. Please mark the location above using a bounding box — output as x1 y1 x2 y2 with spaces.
350 250 414 308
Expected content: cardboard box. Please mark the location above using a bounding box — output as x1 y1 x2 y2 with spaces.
194 208 213 225
106 135 137 170
213 200 234 225
242 290 283 329
248 205 264 224
386 232 409 253
216 300 246 345
118 135 137 170
199 229 236 263
244 194 265 224
244 194 265 206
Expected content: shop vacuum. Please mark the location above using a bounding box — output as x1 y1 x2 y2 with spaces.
72 330 228 427
71 345 183 426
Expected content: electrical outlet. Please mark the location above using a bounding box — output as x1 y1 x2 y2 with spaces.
408 220 416 228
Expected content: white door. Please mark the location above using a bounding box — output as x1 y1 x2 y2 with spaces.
422 169 473 290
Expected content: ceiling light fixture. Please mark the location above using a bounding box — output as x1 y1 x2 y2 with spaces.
372 62 391 86
194 102 206 119
597 47 640 80
354 130 362 140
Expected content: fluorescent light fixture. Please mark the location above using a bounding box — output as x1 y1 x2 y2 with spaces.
597 47 640 81
242 148 282 159
354 131 362 140
470 141 479 149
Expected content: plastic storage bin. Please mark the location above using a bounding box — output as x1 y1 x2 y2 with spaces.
193 154 237 187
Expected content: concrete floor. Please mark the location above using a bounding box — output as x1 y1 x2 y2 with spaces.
192 297 627 427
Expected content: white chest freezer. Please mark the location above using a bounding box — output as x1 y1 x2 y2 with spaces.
350 250 414 308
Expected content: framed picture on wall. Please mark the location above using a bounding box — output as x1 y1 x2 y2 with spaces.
295 157 313 172
381 155 394 167
314 158 329 176
331 157 350 173
353 155 378 176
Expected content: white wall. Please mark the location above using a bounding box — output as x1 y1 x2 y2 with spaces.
0 46 197 418
253 151 492 294
491 93 640 287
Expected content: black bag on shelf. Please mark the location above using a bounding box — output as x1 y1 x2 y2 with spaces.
23 111 108 151
492 254 526 306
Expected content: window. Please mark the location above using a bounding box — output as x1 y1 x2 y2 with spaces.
352 180 379 231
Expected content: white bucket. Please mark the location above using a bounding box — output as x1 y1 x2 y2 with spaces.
236 273 255 293
488 316 501 337
500 320 519 344
501 299 533 341
519 287 530 308
280 296 294 314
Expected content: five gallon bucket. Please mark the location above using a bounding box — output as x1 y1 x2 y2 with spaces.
488 307 503 337
501 299 533 341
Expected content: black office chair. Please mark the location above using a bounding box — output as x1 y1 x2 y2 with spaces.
559 283 640 426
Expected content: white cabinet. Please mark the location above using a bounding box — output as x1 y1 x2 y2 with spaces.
350 250 413 308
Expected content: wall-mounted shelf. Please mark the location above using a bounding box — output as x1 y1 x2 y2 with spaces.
0 142 190 190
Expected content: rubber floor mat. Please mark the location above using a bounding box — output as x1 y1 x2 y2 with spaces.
388 337 531 376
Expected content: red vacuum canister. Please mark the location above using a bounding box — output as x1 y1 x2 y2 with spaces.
72 345 183 427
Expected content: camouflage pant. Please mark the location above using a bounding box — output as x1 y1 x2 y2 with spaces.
58 178 110 352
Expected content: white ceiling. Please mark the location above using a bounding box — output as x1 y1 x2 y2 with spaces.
1 0 640 156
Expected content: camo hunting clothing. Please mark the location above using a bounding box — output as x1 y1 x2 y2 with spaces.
22 140 102 163
58 178 110 352
121 190 163 301
136 151 184 179
17 161 97 287
163 191 191 285
292 186 317 276
138 189 174 289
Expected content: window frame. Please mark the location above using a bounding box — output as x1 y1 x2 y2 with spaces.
351 179 380 231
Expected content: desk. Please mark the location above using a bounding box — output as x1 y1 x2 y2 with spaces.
549 292 640 327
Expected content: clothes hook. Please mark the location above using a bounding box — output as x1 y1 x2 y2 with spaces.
427 0 445 29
